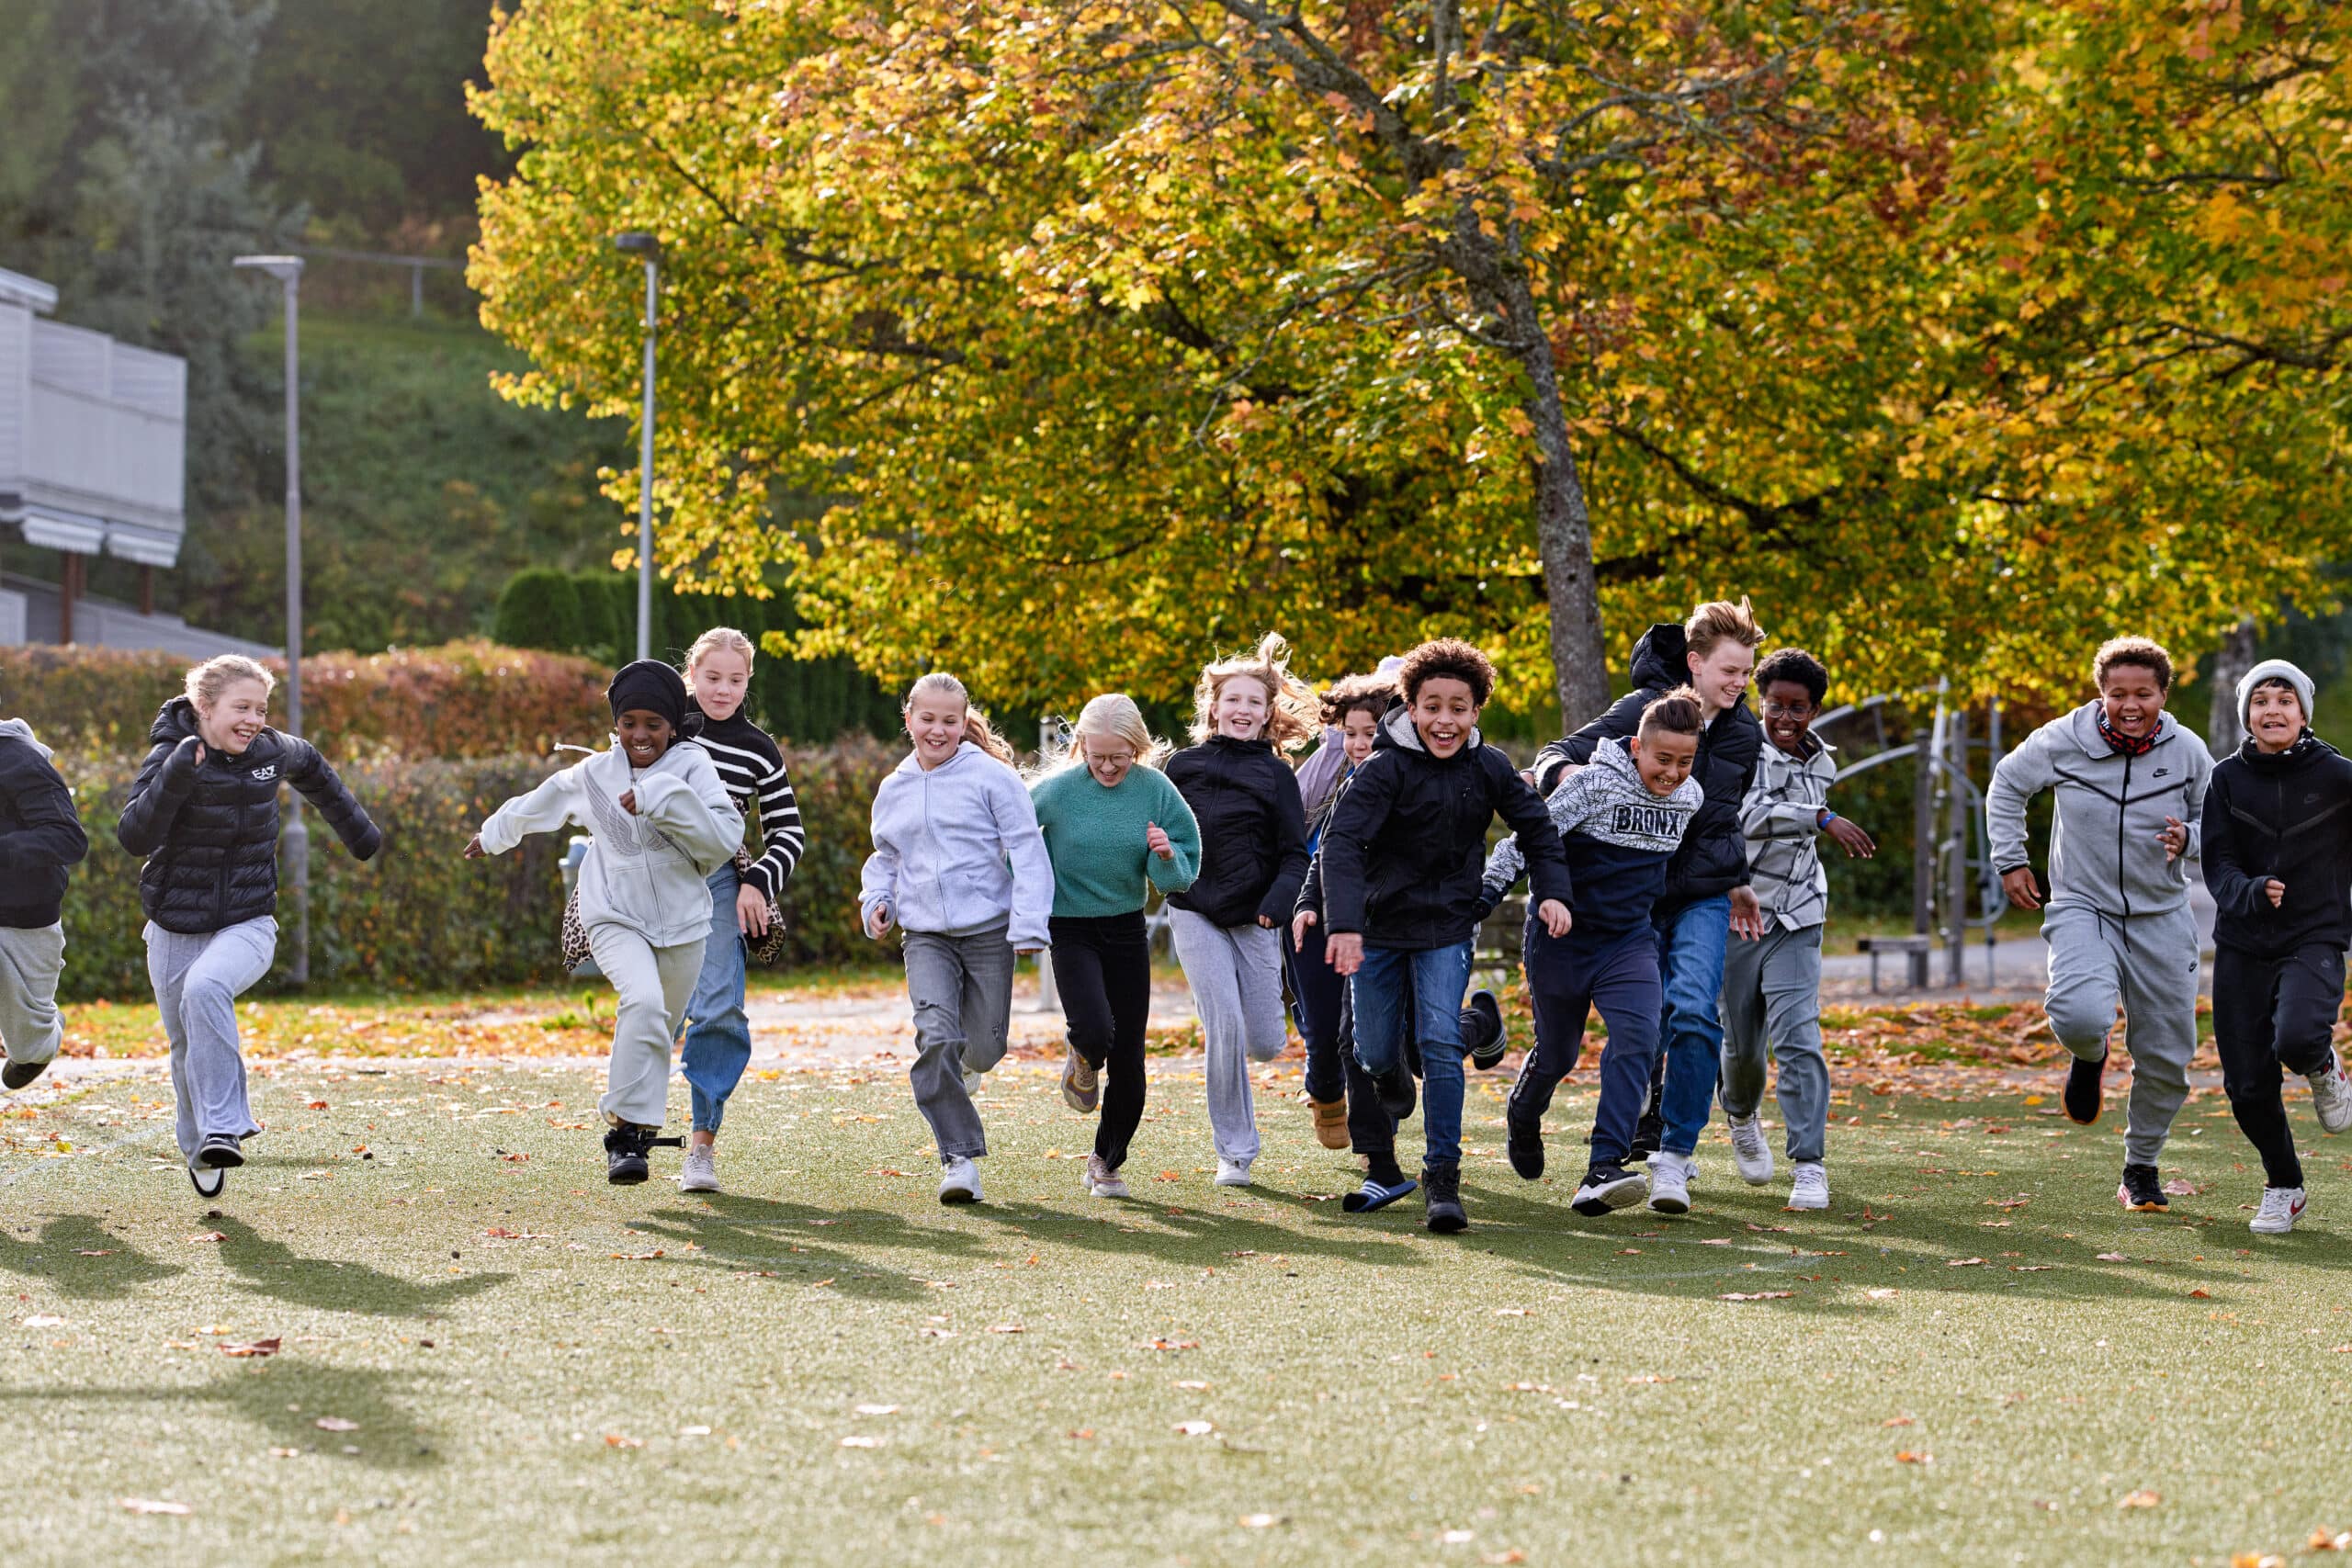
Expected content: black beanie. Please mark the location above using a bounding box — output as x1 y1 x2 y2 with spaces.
607 660 688 731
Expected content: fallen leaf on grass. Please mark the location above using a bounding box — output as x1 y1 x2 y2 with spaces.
1175 1380 1210 1391
74 1249 114 1257
1142 1338 1200 1351
1483 1552 1530 1565
481 1228 550 1240
1442 1530 1476 1544
20 1314 64 1327
840 1436 885 1449
1174 1420 1215 1436
919 1328 955 1339
610 1250 666 1261
2162 1179 2203 1197
2118 1490 2161 1509
312 1417 357 1432
988 1324 1025 1335
1495 1307 1529 1316
2010 1265 2054 1272
2188 1289 2211 1300
2235 1553 2287 1568
1719 1292 1792 1302
1882 1415 1915 1427
304 1100 329 1110
220 1338 281 1358
1238 1514 1282 1529
187 1232 225 1244
120 1498 191 1516
2308 1527 2352 1551
1895 1450 1931 1464
1947 1258 1985 1269
604 1434 641 1450
1865 1289 1899 1300
854 1404 899 1416
2096 1252 2130 1262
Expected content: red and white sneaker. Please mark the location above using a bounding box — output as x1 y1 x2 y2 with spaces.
2306 1054 2352 1135
2250 1186 2307 1235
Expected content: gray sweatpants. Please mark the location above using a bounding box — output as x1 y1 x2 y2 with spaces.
146 918 277 1162
2042 903 2199 1166
1169 908 1288 1167
902 923 1015 1161
1718 921 1831 1164
586 923 705 1128
0 923 66 1070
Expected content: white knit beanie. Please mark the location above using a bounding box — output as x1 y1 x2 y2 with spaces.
2236 658 2314 729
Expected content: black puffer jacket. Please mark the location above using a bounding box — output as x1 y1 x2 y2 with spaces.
1531 622 1762 914
2203 732 2352 955
0 720 88 929
1320 705 1569 950
1165 735 1310 928
116 697 382 934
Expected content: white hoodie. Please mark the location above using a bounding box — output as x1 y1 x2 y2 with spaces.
479 740 743 947
858 741 1055 949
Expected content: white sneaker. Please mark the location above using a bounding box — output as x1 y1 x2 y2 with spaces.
1727 1114 1774 1186
1788 1161 1830 1211
678 1144 720 1193
2250 1185 2307 1235
938 1156 982 1205
2307 1054 2352 1134
1646 1152 1691 1214
1081 1154 1128 1199
1215 1158 1253 1188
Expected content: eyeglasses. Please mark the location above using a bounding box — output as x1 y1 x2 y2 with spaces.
1760 701 1815 718
1089 750 1136 767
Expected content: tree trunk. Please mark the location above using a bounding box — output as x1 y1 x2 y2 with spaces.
2206 615 2258 759
1496 273 1611 730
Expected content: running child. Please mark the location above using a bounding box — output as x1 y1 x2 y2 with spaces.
118 655 381 1197
1165 635 1316 1186
0 712 88 1091
2199 659 2352 1235
468 660 741 1187
674 627 807 1193
1485 689 1703 1216
1718 648 1877 1213
1320 638 1571 1233
1032 694 1201 1200
1987 637 2209 1213
857 673 1053 1205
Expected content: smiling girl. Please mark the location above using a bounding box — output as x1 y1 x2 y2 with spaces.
1030 694 1201 1199
117 654 381 1198
1163 635 1317 1185
672 627 806 1193
467 660 742 1187
858 673 1054 1206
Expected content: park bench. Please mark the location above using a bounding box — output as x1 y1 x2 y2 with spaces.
1856 933 1934 993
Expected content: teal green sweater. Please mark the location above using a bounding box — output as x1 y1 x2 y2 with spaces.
1029 763 1202 919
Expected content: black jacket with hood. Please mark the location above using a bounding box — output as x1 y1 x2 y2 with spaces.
116 697 383 935
0 718 88 929
1165 734 1311 929
1318 705 1569 950
1530 622 1763 915
2202 731 2352 955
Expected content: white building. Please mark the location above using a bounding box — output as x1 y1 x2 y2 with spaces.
0 265 269 657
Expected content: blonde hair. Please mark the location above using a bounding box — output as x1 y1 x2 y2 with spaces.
903 671 1015 764
1189 632 1319 750
186 654 275 714
685 626 756 672
1047 693 1169 776
1684 597 1766 660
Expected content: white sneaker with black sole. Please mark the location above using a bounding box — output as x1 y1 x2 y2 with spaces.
678 1145 720 1193
1215 1158 1252 1188
1788 1161 1830 1211
2308 1054 2352 1135
1727 1113 1773 1186
1081 1154 1128 1199
1646 1151 1692 1214
938 1155 982 1205
187 1160 225 1199
2250 1186 2307 1235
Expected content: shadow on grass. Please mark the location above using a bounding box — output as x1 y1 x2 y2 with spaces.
980 1186 1432 1271
212 1216 509 1318
0 1359 440 1469
0 1213 184 1299
623 1195 1001 1303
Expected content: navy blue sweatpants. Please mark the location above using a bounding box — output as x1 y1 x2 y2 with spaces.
1508 922 1663 1169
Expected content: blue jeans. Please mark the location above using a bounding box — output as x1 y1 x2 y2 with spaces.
679 863 752 1133
1656 896 1731 1156
1349 941 1476 1166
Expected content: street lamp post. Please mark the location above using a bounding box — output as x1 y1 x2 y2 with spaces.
232 254 310 986
612 233 660 661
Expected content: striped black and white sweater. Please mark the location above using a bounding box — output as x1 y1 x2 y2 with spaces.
684 703 805 903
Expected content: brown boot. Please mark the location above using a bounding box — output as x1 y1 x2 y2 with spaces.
1308 1097 1350 1150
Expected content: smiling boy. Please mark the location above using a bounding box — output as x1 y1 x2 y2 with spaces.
1320 639 1571 1234
2199 659 2352 1235
1986 637 2211 1213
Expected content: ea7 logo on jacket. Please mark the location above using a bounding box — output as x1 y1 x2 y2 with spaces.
250 764 278 782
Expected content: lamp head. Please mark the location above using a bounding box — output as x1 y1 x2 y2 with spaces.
612 232 661 258
232 254 304 284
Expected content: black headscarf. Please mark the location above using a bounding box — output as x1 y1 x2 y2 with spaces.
607 660 688 732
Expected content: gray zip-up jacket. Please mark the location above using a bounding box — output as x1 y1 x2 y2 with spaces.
1742 734 1838 931
1986 702 2211 919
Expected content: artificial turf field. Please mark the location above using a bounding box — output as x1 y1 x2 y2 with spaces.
3 1057 2348 1567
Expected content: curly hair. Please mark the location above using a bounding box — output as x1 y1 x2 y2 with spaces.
1189 632 1321 750
1754 647 1829 707
1317 671 1397 728
2092 636 2174 693
1395 637 1496 708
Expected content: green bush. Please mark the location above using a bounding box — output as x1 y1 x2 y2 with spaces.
572 571 620 664
492 568 584 652
53 738 899 1001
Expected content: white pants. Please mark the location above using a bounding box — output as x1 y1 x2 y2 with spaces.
146 918 277 1161
1169 908 1287 1166
587 923 705 1128
0 923 66 1069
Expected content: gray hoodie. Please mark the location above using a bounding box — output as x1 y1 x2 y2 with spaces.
1986 701 2211 919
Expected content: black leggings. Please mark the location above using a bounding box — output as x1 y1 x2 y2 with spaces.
1053 911 1153 1171
2213 942 2344 1190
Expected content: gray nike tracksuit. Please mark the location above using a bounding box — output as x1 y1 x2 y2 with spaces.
1987 702 2211 1166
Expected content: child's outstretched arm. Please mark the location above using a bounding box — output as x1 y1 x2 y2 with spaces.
283 739 383 861
632 747 746 875
1985 726 2058 908
987 767 1057 952
116 736 201 857
1492 759 1574 923
1146 774 1203 897
471 761 585 858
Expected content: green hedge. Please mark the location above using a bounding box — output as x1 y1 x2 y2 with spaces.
54 739 898 1001
492 568 586 652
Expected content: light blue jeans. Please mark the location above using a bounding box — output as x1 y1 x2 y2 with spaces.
1657 895 1731 1156
1349 940 1476 1166
679 863 752 1133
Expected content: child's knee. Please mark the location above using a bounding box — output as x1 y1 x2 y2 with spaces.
2043 990 2117 1053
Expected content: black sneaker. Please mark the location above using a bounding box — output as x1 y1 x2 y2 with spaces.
1465 991 1507 1071
604 1123 684 1186
1371 1063 1417 1122
1 1057 48 1090
1572 1163 1648 1216
195 1133 244 1170
1505 1085 1545 1180
1421 1160 1467 1234
2118 1162 2167 1212
1628 1107 1664 1164
2064 1050 2107 1125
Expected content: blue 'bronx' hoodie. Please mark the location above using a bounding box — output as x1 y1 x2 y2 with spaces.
1481 737 1702 937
